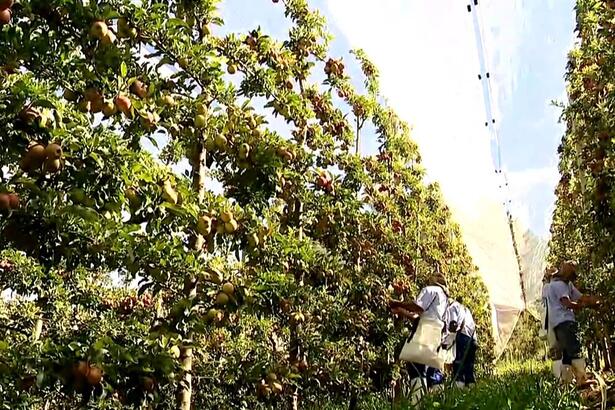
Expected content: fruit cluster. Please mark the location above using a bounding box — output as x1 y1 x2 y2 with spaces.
0 0 12 25
20 142 63 174
0 192 19 211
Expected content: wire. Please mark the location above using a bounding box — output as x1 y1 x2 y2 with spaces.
467 1 527 306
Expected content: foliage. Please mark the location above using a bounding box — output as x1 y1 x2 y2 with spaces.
0 0 493 408
500 311 545 363
320 361 582 410
548 0 615 368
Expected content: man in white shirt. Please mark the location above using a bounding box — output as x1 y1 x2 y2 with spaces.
447 297 477 388
541 267 563 380
546 261 600 385
390 273 449 404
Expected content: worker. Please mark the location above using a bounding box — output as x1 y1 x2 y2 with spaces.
546 261 601 386
447 297 477 388
540 266 562 380
390 273 449 404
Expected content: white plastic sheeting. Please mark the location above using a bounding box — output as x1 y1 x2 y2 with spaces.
326 0 546 357
448 199 525 357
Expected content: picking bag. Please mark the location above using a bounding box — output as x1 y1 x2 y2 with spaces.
399 316 445 370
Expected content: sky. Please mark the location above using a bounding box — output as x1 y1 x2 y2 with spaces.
217 0 577 349
217 0 575 238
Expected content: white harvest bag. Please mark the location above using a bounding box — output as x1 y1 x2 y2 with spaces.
439 332 456 364
399 316 445 370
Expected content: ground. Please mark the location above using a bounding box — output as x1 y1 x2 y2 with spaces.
320 361 614 410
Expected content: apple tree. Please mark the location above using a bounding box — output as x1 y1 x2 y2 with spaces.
0 0 493 408
549 0 615 369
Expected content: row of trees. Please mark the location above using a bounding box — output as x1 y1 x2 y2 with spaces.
0 0 493 408
549 0 615 371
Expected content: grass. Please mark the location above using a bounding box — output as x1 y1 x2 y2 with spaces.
319 360 583 410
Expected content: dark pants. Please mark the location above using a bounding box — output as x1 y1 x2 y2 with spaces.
453 333 477 385
406 364 443 388
554 321 582 365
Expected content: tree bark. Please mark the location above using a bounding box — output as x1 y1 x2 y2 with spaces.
177 142 207 410
32 317 43 341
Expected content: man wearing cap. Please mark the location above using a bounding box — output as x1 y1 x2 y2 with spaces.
546 261 601 385
390 273 450 404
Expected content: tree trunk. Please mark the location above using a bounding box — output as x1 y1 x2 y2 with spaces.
32 317 43 341
177 142 207 410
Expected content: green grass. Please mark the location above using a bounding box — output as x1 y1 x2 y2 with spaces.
320 360 583 410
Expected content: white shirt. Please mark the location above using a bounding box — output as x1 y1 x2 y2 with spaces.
414 285 448 324
546 279 582 328
447 301 477 340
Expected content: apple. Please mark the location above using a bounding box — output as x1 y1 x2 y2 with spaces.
195 114 207 128
162 95 176 107
197 215 213 236
70 188 86 204
206 308 220 321
239 143 251 160
7 194 19 209
130 80 148 99
227 64 237 74
114 94 132 116
45 143 63 159
0 8 11 25
86 365 102 386
224 219 239 233
140 112 159 131
266 372 277 383
101 31 116 46
298 359 308 372
73 361 89 380
102 100 117 117
90 98 104 113
220 210 233 223
178 57 189 69
0 194 9 210
222 282 235 296
201 23 210 36
216 292 229 306
90 21 108 39
204 137 216 152
63 89 78 102
0 0 14 9
196 104 208 115
23 143 46 170
247 233 260 248
214 135 228 150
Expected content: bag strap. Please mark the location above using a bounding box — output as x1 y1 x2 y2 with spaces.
426 286 448 323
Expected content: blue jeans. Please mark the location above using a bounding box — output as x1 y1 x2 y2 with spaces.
406 364 444 388
453 333 477 384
